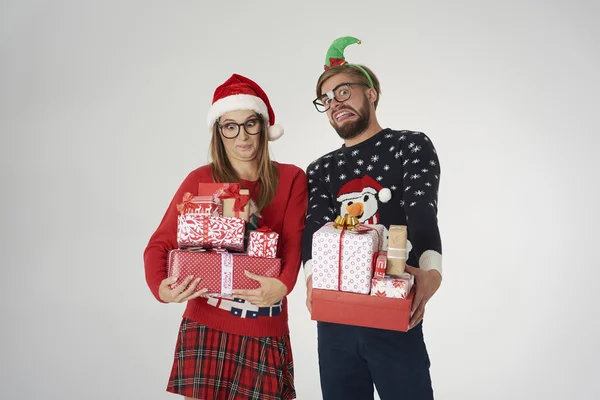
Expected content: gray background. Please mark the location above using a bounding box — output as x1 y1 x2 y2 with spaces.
1 0 598 399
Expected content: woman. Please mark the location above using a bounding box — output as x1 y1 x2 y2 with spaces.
143 74 308 400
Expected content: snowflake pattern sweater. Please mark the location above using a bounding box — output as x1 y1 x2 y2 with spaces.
144 162 308 337
302 129 443 279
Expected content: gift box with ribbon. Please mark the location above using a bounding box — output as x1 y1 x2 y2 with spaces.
311 214 385 294
247 226 279 258
373 252 388 279
386 225 408 276
197 183 252 222
176 214 245 251
167 249 281 297
217 186 251 222
370 273 413 299
177 192 222 217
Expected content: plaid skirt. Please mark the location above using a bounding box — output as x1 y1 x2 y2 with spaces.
167 318 296 400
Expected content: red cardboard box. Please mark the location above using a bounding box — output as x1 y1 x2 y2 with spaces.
311 288 414 332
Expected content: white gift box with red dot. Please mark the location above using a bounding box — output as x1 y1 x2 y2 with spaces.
311 223 385 294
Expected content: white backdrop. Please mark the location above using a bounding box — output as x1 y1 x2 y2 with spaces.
1 1 599 399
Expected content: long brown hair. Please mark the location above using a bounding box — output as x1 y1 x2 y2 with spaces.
209 114 279 212
316 64 382 109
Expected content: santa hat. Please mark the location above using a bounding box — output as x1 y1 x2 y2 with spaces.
206 74 284 141
336 175 392 203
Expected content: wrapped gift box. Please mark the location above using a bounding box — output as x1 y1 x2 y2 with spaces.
386 225 408 276
370 273 413 299
167 249 281 297
373 252 388 279
177 192 222 217
312 220 385 294
311 288 414 332
247 227 279 258
198 183 251 222
177 214 245 251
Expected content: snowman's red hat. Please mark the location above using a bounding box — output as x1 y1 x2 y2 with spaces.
336 175 392 203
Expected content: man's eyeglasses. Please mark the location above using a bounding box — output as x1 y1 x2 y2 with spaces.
217 118 262 139
313 82 370 113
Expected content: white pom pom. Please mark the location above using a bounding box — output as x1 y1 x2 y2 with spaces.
268 124 284 141
379 188 392 203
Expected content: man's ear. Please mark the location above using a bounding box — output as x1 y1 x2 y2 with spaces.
367 88 378 104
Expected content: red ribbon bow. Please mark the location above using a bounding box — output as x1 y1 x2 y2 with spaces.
177 192 198 214
216 186 250 213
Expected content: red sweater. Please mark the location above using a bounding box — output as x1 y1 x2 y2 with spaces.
143 162 308 337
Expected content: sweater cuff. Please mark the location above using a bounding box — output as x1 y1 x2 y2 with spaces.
279 274 297 297
419 250 443 278
303 259 313 285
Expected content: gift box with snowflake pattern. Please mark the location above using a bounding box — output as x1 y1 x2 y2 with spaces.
370 273 413 299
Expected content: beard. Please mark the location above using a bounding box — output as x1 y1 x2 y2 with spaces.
330 99 371 140
330 103 370 139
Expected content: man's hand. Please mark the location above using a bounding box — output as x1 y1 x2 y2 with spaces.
405 266 442 329
159 275 208 303
232 271 287 307
306 275 313 314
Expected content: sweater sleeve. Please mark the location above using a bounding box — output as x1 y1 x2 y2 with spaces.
400 133 443 276
143 171 200 303
275 168 309 295
301 160 337 282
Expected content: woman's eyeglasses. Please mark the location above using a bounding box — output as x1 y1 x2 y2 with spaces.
218 118 262 139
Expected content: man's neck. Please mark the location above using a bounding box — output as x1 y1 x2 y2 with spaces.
230 159 259 181
343 120 384 148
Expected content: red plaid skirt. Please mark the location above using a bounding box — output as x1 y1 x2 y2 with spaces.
167 318 295 400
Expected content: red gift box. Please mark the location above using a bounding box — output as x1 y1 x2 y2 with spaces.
177 192 222 217
167 249 281 297
247 227 279 258
311 288 414 332
198 183 251 222
373 252 388 279
177 214 245 251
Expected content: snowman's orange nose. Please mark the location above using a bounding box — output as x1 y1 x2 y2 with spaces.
346 202 364 217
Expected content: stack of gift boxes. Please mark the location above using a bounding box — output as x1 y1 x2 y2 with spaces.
311 216 415 332
167 183 281 298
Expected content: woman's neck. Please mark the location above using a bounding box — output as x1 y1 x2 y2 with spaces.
230 158 259 181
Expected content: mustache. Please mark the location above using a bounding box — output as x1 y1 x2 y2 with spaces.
334 105 357 114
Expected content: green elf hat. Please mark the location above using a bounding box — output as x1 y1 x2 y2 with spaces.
324 36 374 88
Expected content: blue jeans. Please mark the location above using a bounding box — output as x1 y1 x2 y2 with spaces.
317 321 433 400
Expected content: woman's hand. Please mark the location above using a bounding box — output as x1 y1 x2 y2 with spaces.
232 271 287 307
159 275 208 303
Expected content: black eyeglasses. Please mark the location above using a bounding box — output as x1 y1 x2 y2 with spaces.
313 82 370 113
217 118 263 139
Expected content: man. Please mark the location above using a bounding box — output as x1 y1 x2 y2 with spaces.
302 36 443 400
